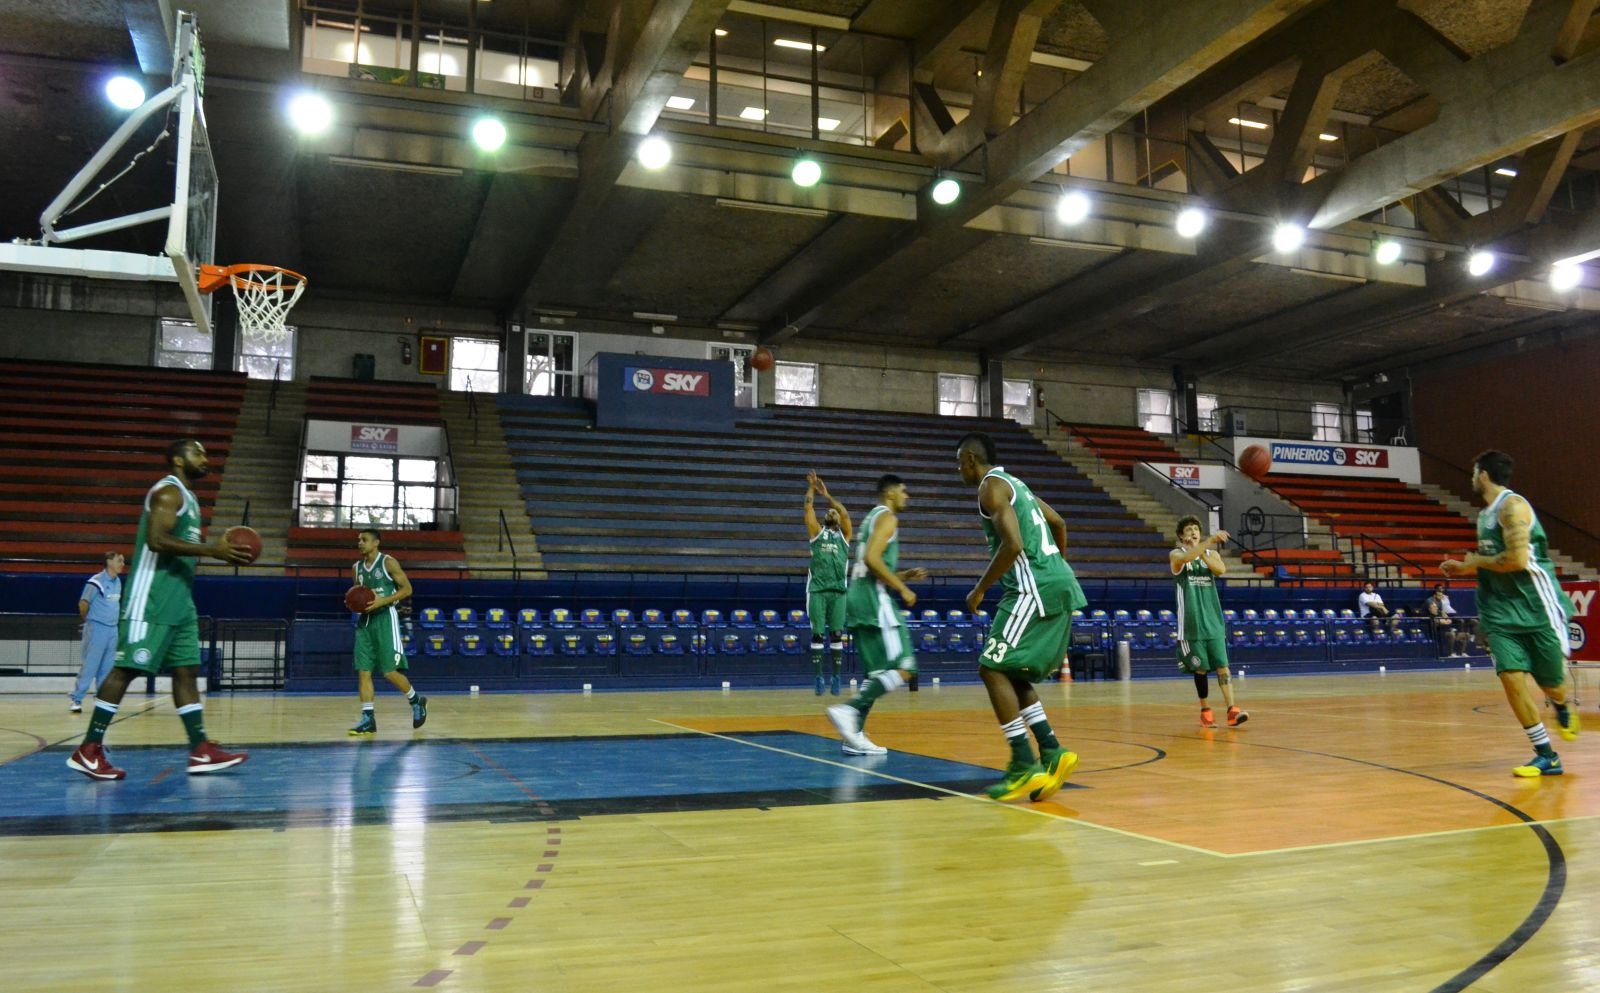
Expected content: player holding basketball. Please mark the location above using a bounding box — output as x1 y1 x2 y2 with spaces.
957 432 1083 802
348 528 427 735
1172 516 1247 727
824 474 927 754
803 470 852 695
1441 450 1577 776
67 439 254 780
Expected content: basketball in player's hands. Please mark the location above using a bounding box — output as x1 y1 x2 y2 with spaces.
223 525 262 563
751 346 775 371
1239 445 1272 480
345 585 376 613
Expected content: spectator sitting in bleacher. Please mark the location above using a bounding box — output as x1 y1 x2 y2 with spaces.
1358 582 1396 634
1427 583 1472 657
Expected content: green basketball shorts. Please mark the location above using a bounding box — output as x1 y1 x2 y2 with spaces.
117 617 202 674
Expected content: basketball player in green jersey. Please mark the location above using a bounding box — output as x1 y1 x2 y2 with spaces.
958 432 1084 803
1172 516 1247 727
348 529 427 735
67 439 255 781
825 474 928 755
1441 450 1577 777
804 470 852 695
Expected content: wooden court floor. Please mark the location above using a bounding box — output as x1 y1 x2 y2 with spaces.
1 669 1597 993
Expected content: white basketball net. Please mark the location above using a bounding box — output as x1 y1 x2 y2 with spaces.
231 268 306 339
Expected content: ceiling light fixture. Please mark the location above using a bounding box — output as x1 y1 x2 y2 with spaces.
714 28 728 37
774 39 825 52
637 135 672 170
1494 167 1518 177
1228 117 1268 130
930 177 961 205
104 75 146 111
739 106 768 121
1174 206 1207 238
1550 262 1582 292
1372 239 1402 265
791 155 822 187
286 92 334 135
665 96 696 111
1317 132 1339 142
1271 223 1305 253
1467 249 1496 276
471 117 506 151
1055 190 1091 224
816 117 840 131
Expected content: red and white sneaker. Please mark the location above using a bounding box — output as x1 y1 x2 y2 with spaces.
1227 706 1249 727
187 740 249 775
67 743 126 781
1199 707 1217 728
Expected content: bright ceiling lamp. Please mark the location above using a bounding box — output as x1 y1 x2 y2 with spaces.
1271 223 1305 253
791 156 821 187
637 135 672 170
287 92 334 135
1549 262 1581 291
1467 250 1496 276
1174 206 1207 238
104 75 145 110
471 117 506 151
1055 190 1090 224
930 178 960 205
1372 239 1402 265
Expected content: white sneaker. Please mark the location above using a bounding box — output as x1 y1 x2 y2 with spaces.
826 704 860 739
69 699 82 713
844 735 887 756
827 704 883 754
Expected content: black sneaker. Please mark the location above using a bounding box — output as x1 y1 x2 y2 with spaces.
348 714 377 736
411 695 428 729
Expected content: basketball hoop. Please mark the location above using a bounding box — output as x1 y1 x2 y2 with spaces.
197 263 306 338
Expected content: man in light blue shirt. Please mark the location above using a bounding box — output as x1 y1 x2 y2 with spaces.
70 551 125 712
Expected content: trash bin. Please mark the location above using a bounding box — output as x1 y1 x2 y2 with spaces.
1116 639 1131 681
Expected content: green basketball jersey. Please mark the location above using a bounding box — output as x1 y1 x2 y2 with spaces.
355 552 400 629
1475 489 1572 639
1173 546 1226 640
123 474 201 626
844 505 900 628
978 468 1086 614
807 527 849 593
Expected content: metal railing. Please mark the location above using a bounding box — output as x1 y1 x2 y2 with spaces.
264 359 283 436
1334 532 1427 585
497 508 520 581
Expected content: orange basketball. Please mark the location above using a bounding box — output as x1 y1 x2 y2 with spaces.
223 525 262 563
345 585 376 613
1239 444 1272 480
751 346 774 372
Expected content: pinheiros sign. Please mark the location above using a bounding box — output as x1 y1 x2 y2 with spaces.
1230 436 1419 483
1269 442 1388 469
350 424 399 452
624 367 710 396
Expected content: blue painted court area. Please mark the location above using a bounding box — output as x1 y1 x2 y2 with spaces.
0 732 1029 836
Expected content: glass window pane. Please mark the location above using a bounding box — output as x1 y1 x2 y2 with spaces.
1003 379 1033 426
1312 402 1342 442
399 459 437 483
774 361 818 406
160 319 209 352
345 457 395 481
938 374 978 417
1196 393 1219 432
303 454 338 478
1138 389 1174 434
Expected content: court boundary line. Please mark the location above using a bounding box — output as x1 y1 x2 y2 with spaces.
649 719 1227 858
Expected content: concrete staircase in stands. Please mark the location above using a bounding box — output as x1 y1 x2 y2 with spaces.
438 392 545 578
1417 483 1598 582
203 379 307 575
1030 428 1255 577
